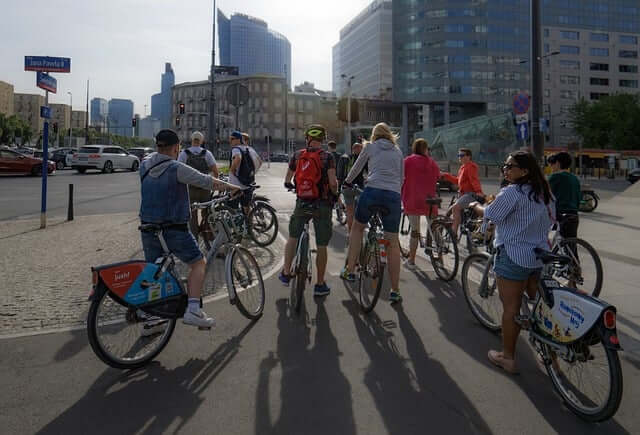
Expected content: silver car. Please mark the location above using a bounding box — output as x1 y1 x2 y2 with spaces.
71 145 140 174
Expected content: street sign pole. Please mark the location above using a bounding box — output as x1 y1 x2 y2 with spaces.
41 89 49 229
267 135 271 169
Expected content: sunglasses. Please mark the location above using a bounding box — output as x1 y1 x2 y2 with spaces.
457 153 467 158
503 163 520 170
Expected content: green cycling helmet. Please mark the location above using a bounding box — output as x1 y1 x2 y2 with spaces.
304 124 327 141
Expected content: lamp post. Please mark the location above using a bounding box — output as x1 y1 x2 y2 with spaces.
341 74 355 146
67 91 72 147
207 0 217 154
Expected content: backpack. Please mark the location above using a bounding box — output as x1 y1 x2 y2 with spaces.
336 154 349 182
184 149 209 174
231 146 256 186
295 148 324 200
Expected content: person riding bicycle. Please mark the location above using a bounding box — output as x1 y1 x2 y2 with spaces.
327 140 341 168
469 151 554 374
228 131 262 216
279 124 338 297
341 122 404 304
140 129 239 329
337 141 367 231
441 148 485 236
547 152 581 239
178 131 219 239
401 138 440 269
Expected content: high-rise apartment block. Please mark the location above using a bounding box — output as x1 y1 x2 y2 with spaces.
0 80 14 116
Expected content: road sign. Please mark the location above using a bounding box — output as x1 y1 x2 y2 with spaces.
214 65 239 76
517 122 529 140
513 92 530 115
40 106 51 119
25 56 71 73
226 83 249 106
515 113 529 124
36 72 57 93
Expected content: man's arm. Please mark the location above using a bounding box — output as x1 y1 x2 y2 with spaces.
176 162 238 191
230 154 241 174
206 151 219 178
327 168 338 195
284 168 295 185
211 164 219 179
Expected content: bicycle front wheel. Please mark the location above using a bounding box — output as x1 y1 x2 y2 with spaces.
552 237 603 297
290 233 309 314
359 241 384 313
87 285 176 369
226 246 265 320
248 203 279 247
461 253 502 332
428 222 459 281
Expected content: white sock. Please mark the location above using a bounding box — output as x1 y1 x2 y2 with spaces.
188 298 200 313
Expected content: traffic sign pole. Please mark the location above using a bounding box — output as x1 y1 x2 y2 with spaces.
41 89 49 229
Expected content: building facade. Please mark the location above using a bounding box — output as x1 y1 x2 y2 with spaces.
90 97 108 127
71 110 87 130
139 116 162 140
332 0 393 99
108 99 134 137
50 104 71 136
13 93 45 135
0 80 14 116
218 11 292 89
151 63 175 128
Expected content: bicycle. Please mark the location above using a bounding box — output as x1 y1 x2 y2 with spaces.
398 197 459 282
462 247 623 422
87 198 265 370
445 192 486 254
334 193 347 226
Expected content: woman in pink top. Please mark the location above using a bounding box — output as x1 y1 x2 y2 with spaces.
401 138 440 267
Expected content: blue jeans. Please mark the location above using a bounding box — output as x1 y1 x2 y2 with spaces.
355 187 402 233
494 246 541 281
141 228 203 265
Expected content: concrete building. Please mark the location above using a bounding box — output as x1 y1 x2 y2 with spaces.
0 80 14 116
139 116 162 140
332 0 393 99
90 98 108 127
13 93 45 135
71 110 86 130
151 63 175 128
218 10 292 89
108 99 134 137
50 104 71 136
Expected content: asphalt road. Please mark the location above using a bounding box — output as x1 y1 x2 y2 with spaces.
0 163 638 434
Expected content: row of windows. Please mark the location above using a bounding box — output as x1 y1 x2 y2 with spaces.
400 85 523 96
553 46 639 58
399 70 526 81
398 54 525 65
551 31 638 45
550 78 638 90
403 39 528 51
589 63 639 73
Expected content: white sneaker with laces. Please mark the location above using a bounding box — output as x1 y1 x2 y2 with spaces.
183 309 216 329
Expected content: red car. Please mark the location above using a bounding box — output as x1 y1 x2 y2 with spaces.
0 147 56 176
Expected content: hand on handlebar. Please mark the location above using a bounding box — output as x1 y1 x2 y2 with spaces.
284 181 295 190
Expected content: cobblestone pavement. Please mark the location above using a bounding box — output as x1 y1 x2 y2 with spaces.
0 213 284 337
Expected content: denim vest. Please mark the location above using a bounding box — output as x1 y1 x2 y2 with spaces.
139 161 190 224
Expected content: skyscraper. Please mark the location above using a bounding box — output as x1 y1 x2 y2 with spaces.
90 97 108 127
151 63 175 128
217 10 292 88
108 99 134 137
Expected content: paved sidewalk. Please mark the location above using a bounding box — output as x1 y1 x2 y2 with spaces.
0 213 284 337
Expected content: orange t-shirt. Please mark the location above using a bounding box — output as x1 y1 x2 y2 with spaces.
443 162 483 195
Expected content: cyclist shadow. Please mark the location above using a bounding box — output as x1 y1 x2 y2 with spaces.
341 298 492 434
37 321 257 435
254 298 356 435
53 328 87 362
413 268 631 434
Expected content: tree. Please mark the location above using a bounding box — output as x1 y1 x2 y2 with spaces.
569 94 640 150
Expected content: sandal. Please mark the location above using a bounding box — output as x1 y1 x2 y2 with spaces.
488 350 519 374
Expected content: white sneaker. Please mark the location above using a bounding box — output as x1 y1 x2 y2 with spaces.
183 309 216 329
404 260 416 270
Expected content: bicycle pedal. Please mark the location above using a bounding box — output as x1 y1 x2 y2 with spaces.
310 249 317 254
198 326 212 331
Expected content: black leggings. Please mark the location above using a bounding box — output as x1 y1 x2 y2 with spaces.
559 213 579 239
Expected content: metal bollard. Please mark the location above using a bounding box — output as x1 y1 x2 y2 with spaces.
67 184 74 221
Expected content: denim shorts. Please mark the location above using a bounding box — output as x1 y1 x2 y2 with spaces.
493 246 541 281
355 187 402 233
141 228 203 265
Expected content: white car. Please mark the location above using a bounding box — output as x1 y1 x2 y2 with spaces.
71 145 140 174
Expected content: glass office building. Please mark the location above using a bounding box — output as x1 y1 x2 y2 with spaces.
218 11 292 89
90 98 108 127
108 99 134 137
151 63 175 129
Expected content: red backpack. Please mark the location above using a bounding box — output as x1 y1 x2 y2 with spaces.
295 149 324 200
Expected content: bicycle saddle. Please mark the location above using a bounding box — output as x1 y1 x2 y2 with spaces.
368 205 390 217
534 248 571 265
558 213 579 224
425 197 442 206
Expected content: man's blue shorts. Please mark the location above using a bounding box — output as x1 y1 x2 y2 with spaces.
141 228 203 264
355 187 402 233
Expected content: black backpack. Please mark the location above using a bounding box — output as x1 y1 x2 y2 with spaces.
231 146 256 185
184 149 209 174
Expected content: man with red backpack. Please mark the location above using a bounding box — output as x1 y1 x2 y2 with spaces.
279 124 338 297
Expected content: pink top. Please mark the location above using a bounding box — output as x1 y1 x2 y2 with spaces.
401 154 440 216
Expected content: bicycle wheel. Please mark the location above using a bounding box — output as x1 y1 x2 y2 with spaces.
398 214 410 258
87 285 176 369
461 253 502 331
359 240 384 313
542 334 623 422
248 202 279 247
579 192 598 212
428 222 459 281
226 246 265 320
552 238 603 297
290 234 309 314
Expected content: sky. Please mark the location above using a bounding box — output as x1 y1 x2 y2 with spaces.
1 0 372 116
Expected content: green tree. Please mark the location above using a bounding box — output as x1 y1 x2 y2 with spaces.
569 94 640 150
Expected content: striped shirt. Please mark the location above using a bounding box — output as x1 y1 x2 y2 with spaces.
484 184 554 268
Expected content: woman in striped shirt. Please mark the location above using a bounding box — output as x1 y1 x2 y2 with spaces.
470 151 554 374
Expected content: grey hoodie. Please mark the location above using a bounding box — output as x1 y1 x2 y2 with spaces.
141 152 215 190
344 138 404 194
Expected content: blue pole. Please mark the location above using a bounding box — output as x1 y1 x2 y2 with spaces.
41 119 48 228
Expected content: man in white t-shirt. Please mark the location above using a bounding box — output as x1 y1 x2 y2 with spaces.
229 131 262 214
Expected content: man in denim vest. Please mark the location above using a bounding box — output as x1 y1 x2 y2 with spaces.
140 129 239 328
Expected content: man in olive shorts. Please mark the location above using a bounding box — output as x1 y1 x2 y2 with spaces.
337 141 367 231
279 125 338 297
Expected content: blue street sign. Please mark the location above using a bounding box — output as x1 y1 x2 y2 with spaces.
37 72 57 93
40 106 51 119
513 92 530 115
25 56 71 73
517 122 529 141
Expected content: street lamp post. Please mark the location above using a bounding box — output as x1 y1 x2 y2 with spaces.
67 91 72 147
341 74 355 146
207 0 217 154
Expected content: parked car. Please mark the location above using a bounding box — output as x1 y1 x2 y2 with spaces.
48 147 76 170
627 168 640 184
128 147 154 161
71 145 140 174
0 146 56 175
269 153 290 163
15 147 36 156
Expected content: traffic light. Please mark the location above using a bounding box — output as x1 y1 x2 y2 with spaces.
132 118 137 127
179 103 185 115
52 122 58 134
175 117 181 127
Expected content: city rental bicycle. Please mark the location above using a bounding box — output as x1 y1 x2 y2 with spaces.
462 247 623 422
287 195 317 315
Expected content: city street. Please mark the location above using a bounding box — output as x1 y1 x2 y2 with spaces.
0 163 639 434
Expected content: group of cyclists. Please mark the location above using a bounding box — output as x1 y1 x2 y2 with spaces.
139 121 585 376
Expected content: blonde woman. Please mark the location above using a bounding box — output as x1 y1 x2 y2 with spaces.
341 123 405 303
